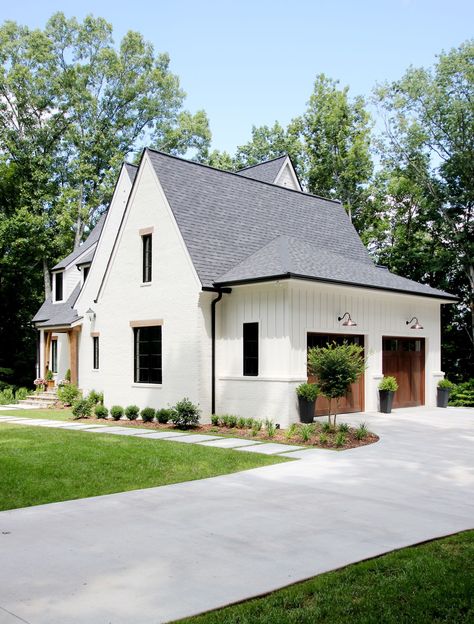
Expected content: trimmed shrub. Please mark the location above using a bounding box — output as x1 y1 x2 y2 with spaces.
227 415 237 428
125 405 140 420
296 383 319 402
170 398 200 428
65 369 71 382
335 431 346 448
15 387 29 401
58 383 81 406
94 405 108 419
245 417 254 428
141 407 155 423
0 387 16 404
378 376 399 392
72 398 92 419
237 417 246 429
156 408 173 424
211 414 219 426
110 405 124 421
449 379 474 407
88 390 103 405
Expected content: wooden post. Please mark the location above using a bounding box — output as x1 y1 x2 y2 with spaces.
44 331 52 377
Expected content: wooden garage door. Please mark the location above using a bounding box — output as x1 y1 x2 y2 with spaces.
307 333 365 416
382 337 425 408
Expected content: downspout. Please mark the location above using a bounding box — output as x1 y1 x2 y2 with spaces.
211 287 231 414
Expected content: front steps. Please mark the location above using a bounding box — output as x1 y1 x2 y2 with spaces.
17 389 59 409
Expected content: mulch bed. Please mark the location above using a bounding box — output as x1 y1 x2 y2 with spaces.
74 416 379 450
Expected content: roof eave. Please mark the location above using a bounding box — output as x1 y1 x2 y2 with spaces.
214 272 458 302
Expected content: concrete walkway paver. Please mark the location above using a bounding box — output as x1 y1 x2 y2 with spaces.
0 407 473 624
162 433 221 444
235 441 303 454
199 437 262 449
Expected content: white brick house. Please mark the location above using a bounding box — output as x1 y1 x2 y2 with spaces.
33 151 456 426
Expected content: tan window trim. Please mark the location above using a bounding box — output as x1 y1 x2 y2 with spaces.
129 319 163 328
91 331 100 337
139 226 154 236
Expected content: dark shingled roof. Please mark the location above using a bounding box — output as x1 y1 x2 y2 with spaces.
236 155 287 184
124 162 138 183
147 150 453 300
32 284 81 327
52 213 106 270
215 235 452 298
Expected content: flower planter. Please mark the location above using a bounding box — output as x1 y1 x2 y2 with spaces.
437 387 450 408
379 389 394 413
298 396 316 423
47 380 55 390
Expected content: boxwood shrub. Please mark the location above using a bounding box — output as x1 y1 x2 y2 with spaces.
156 408 173 424
94 404 108 419
141 407 155 423
170 398 200 428
125 405 140 420
110 405 124 421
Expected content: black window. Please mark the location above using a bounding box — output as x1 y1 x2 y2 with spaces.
142 234 152 283
243 322 259 376
83 266 90 282
134 326 162 384
93 336 99 370
55 272 63 301
51 340 58 373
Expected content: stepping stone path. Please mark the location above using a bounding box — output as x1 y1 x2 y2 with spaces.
0 416 307 457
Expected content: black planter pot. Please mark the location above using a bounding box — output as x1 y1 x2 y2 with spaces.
437 388 450 408
379 389 394 413
298 396 315 423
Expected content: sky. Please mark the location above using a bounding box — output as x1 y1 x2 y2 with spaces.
1 0 473 154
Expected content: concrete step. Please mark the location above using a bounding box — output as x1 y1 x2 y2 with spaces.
18 398 57 407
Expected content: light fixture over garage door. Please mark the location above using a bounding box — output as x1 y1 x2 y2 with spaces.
338 312 357 327
406 316 423 330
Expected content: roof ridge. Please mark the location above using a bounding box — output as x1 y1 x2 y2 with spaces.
144 148 342 205
236 154 287 173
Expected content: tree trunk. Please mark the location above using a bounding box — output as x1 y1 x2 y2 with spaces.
468 263 474 348
73 184 84 250
43 259 51 300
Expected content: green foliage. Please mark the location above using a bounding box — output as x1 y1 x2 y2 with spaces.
65 369 71 382
94 405 108 419
57 383 81 405
71 399 92 419
319 433 328 445
300 424 314 442
45 370 54 381
110 405 124 421
237 417 247 429
285 423 298 440
170 398 200 428
308 342 365 426
355 423 369 440
449 379 474 407
321 422 333 433
378 376 399 392
296 383 319 402
245 418 254 428
338 423 350 433
125 405 140 420
156 408 173 424
227 415 237 428
210 414 220 426
335 432 346 448
438 379 455 390
87 390 103 405
265 419 276 438
251 419 262 436
15 387 29 401
0 387 16 405
140 407 155 423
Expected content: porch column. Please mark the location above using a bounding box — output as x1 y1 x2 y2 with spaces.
67 327 80 386
38 329 45 379
44 330 52 377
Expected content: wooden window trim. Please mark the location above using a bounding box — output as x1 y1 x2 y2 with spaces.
129 319 163 328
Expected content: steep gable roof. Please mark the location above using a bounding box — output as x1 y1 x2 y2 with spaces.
147 150 373 288
52 213 106 271
32 283 81 327
236 155 288 184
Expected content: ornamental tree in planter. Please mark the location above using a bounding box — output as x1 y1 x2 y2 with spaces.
45 369 54 389
308 342 365 427
296 383 319 423
378 376 398 413
437 379 455 408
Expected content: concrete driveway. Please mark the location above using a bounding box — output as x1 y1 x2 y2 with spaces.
0 407 473 624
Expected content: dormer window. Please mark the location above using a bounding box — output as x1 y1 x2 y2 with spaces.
55 272 64 302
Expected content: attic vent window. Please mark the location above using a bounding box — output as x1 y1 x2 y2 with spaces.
55 272 63 302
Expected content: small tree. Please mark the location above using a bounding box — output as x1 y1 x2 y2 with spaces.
308 342 365 427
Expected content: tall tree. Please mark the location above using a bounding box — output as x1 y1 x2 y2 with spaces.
374 40 474 376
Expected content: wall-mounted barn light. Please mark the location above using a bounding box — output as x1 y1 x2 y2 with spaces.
337 312 357 327
86 308 96 323
406 316 423 330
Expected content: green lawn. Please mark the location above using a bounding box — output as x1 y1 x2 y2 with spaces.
0 407 73 420
176 531 474 624
0 424 288 511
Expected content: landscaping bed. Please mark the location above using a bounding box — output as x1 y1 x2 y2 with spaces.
72 415 379 450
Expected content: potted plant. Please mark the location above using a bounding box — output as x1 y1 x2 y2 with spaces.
437 378 455 408
378 376 398 413
45 369 55 390
296 383 319 423
34 378 46 392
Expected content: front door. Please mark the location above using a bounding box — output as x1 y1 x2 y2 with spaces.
382 337 425 408
307 333 365 416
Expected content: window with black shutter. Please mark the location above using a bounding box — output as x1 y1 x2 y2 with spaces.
134 326 162 383
243 322 259 376
142 234 152 283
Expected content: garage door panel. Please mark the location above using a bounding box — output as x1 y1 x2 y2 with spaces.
382 338 425 408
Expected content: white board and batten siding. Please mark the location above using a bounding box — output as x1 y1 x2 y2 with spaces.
78 154 211 415
216 279 443 427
